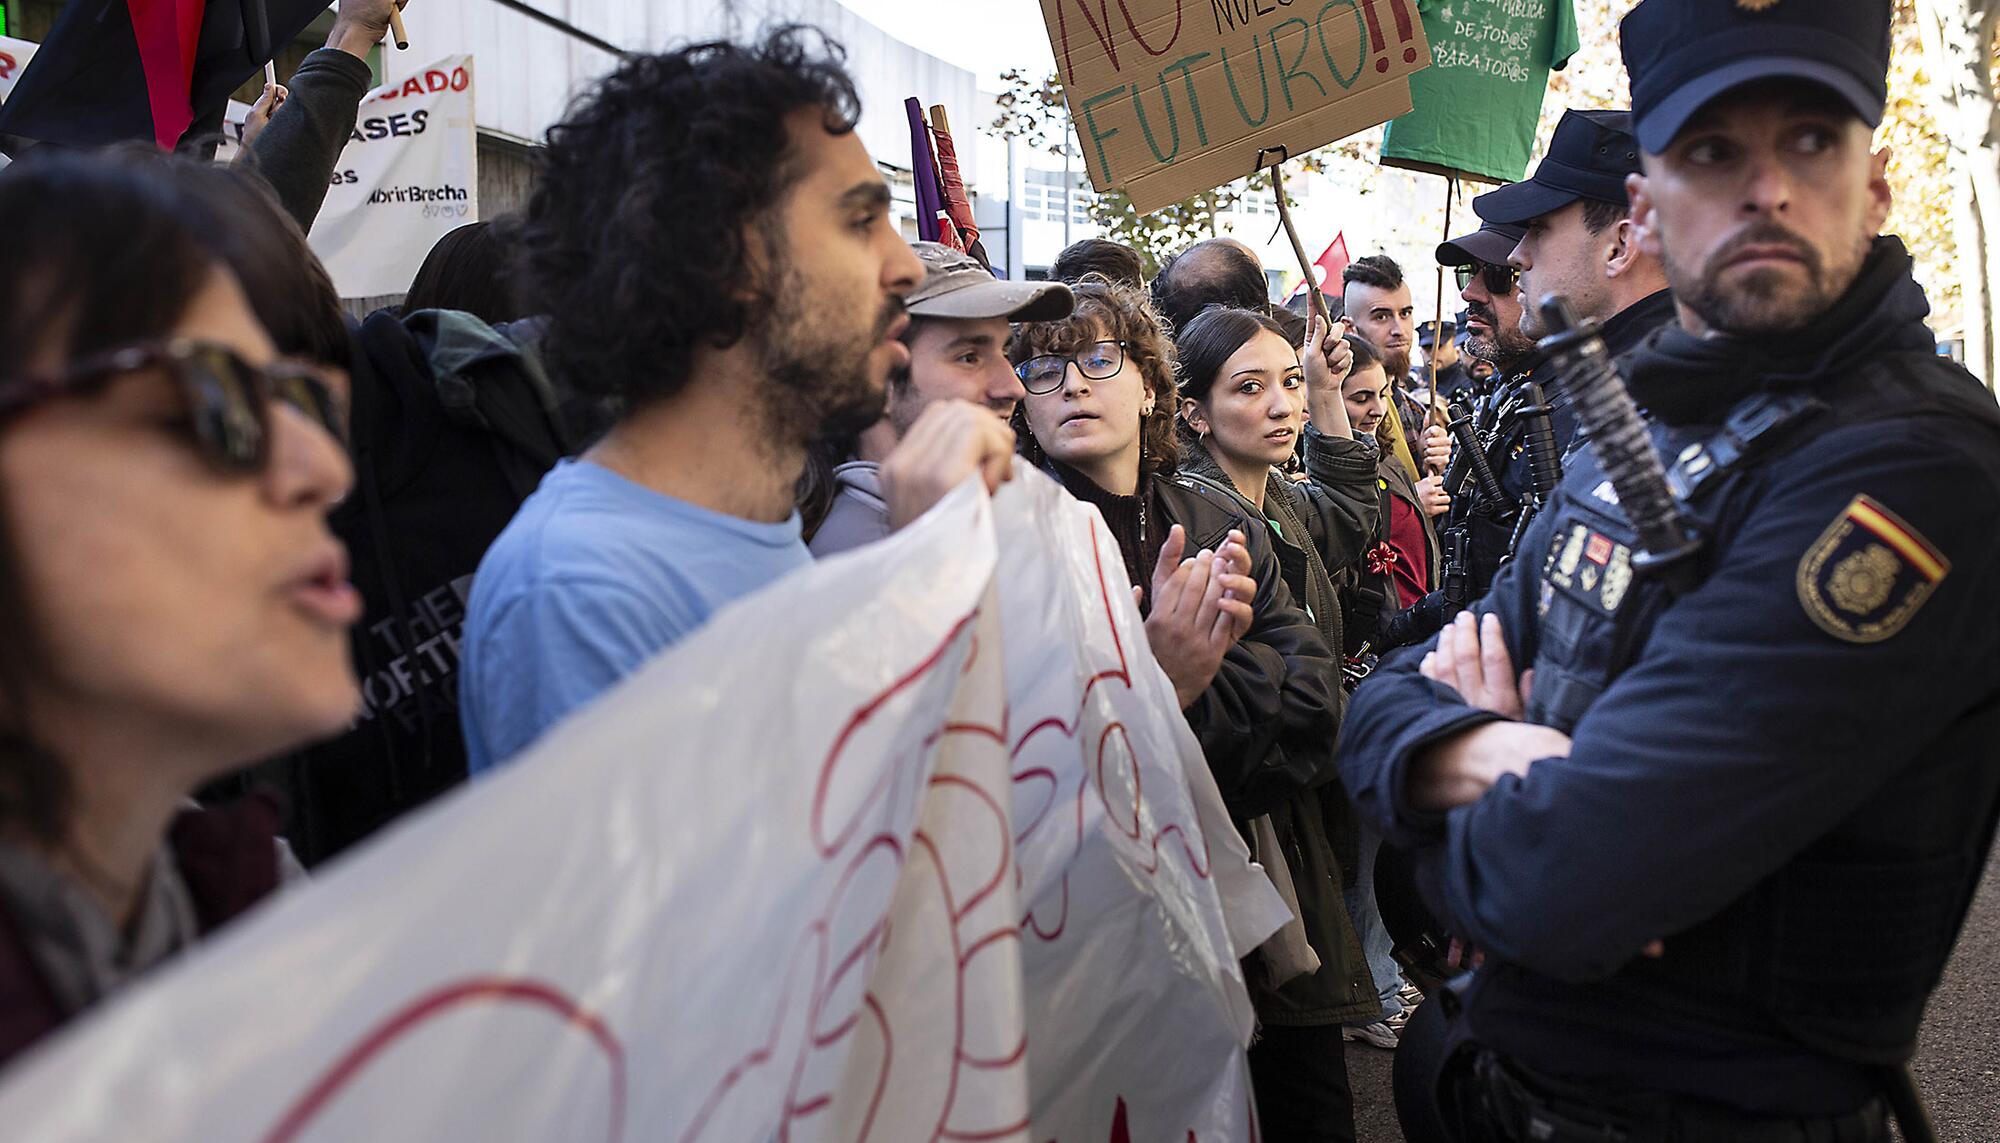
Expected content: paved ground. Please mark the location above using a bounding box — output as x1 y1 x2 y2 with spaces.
1344 849 2000 1142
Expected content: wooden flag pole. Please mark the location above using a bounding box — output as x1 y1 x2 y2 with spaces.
388 4 409 50
1427 173 1458 444
1267 160 1329 322
1262 148 1422 482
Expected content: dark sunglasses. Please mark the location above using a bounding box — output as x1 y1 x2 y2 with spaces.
1456 261 1521 295
0 338 347 473
1013 339 1130 396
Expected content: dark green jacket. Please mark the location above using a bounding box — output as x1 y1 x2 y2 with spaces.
1174 429 1381 1026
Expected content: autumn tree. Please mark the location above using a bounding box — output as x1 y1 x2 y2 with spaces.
1909 0 1998 387
1541 0 1983 383
986 68 1348 277
986 68 1242 276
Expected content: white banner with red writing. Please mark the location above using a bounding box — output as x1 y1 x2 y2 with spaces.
306 53 478 299
0 34 36 105
0 466 1287 1142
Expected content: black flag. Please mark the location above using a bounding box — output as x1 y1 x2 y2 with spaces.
0 0 326 156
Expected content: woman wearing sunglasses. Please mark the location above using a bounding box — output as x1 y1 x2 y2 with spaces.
1169 304 1385 1142
0 154 359 1070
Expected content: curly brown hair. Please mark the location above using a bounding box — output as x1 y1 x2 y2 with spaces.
1008 278 1180 477
520 27 861 410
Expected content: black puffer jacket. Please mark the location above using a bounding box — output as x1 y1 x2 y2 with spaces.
1171 433 1383 1025
1176 428 1379 691
1046 461 1340 821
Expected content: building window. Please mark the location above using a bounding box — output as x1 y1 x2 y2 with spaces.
1238 187 1278 217
1021 168 1093 225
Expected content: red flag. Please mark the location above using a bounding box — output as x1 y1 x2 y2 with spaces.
131 0 207 149
1289 232 1350 300
927 105 978 248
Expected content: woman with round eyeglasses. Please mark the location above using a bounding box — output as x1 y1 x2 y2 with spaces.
0 154 359 1069
1010 277 1340 885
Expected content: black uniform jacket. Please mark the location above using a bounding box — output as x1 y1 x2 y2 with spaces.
1337 239 2000 1114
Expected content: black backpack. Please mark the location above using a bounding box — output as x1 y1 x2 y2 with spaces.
214 308 585 864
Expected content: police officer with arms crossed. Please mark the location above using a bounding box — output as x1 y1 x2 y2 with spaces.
1339 0 2000 1139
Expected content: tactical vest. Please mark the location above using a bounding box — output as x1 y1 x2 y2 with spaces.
1520 352 2000 1065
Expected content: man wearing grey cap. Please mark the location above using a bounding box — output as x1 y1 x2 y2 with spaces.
810 243 1072 556
1342 1 2000 1139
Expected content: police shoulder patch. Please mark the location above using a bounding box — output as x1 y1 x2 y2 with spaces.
1796 495 1950 644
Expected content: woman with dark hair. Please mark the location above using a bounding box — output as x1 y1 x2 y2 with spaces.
1326 331 1452 1052
1341 333 1446 650
1172 305 1382 1142
0 152 359 1069
1011 282 1347 1138
401 220 529 324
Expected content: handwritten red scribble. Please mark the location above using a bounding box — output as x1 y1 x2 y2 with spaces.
807 837 907 1048
1361 0 1418 71
682 892 835 1140
1011 520 1132 763
933 773 1015 923
1042 1095 1220 1143
696 609 1017 1143
1051 0 1186 90
814 612 981 857
1015 515 1214 944
1011 766 1059 842
925 746 1037 1143
258 977 625 1143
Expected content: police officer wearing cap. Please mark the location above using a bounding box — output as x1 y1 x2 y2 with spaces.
1340 1 2000 1139
1437 222 1534 403
1412 320 1474 405
1449 110 1676 604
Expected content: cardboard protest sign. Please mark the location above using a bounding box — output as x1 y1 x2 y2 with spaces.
0 469 1286 1142
1039 0 1432 213
307 54 478 298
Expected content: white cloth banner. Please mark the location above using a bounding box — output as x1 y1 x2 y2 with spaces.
307 54 478 299
0 467 1286 1141
0 35 36 105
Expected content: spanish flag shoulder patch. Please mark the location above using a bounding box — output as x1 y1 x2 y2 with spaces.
1797 495 1950 644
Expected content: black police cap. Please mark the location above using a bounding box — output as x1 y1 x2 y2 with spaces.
1475 110 1640 226
1621 0 1891 154
1435 223 1525 268
1417 320 1456 348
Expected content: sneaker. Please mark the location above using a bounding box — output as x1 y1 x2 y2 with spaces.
1397 977 1426 1009
1342 1020 1400 1050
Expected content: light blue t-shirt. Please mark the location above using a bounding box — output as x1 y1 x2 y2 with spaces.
459 458 811 774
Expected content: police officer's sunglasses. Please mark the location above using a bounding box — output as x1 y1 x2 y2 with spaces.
0 338 348 473
1013 339 1131 396
1456 261 1521 295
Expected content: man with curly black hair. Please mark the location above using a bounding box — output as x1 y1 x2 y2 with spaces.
459 28 1014 775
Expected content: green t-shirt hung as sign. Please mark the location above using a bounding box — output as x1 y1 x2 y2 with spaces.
1379 0 1581 184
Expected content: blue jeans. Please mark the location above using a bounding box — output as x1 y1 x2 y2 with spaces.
1341 824 1405 1023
